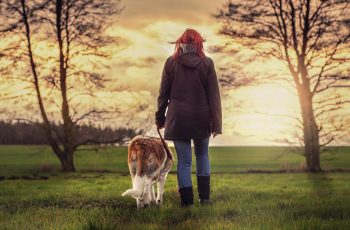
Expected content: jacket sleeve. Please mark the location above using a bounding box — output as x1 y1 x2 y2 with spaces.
207 59 222 134
155 58 172 126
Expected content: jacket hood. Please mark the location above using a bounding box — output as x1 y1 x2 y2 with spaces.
175 43 202 68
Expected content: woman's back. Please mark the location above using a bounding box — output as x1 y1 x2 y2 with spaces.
168 47 212 111
156 43 221 140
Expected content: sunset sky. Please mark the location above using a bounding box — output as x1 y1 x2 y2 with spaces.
1 0 349 146
105 0 303 146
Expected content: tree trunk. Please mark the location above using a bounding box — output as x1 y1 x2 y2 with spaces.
21 0 72 172
299 88 321 172
58 151 75 172
55 0 77 173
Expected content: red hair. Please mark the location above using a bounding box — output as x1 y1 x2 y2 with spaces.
173 28 206 59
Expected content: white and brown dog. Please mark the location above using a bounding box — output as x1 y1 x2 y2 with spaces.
122 135 173 208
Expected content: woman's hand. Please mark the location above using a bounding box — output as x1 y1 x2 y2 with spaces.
212 132 218 138
156 122 164 130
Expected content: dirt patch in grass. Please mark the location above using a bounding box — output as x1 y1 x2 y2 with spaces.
0 174 49 181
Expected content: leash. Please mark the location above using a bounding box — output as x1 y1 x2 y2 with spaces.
157 128 174 162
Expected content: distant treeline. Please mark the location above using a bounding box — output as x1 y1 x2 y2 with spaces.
0 121 140 145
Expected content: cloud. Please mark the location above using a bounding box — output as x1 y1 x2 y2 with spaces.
116 0 227 29
107 18 225 95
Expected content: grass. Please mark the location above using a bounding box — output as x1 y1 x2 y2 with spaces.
0 146 349 229
0 173 349 229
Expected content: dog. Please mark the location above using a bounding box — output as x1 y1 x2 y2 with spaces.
122 135 173 208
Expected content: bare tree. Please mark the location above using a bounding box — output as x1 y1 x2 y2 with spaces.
215 0 350 171
0 0 124 172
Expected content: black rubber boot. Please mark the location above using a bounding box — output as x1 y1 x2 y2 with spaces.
179 186 193 207
197 176 212 205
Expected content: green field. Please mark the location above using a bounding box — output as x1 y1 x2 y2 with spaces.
0 145 349 176
0 146 349 229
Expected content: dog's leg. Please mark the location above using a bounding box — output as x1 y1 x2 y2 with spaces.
151 182 157 203
156 159 173 206
142 177 152 207
156 178 165 205
131 173 135 185
156 175 166 206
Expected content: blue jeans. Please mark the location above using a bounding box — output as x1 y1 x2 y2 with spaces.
173 138 210 188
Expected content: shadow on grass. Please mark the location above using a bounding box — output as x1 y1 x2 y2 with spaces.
306 171 334 197
0 197 131 214
289 172 348 221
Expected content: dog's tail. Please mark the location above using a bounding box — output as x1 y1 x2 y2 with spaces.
122 189 142 198
122 174 146 198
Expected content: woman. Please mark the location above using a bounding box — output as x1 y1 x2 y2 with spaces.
155 28 222 206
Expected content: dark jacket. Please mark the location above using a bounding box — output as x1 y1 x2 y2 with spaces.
155 46 222 140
